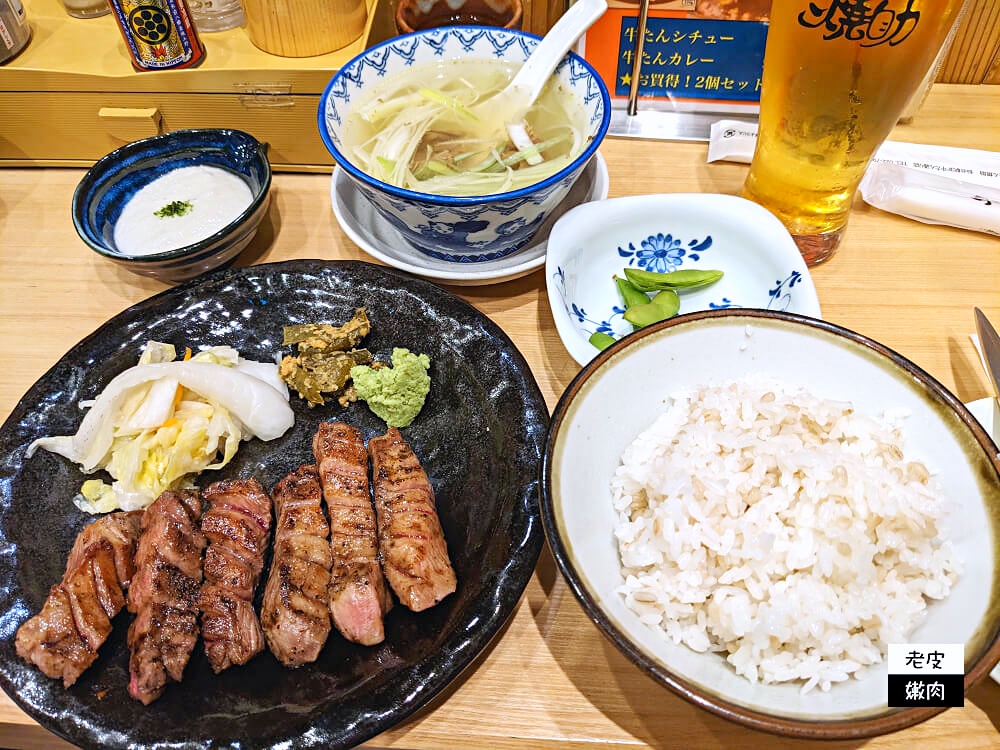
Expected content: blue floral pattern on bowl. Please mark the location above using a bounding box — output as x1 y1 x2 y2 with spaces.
618 233 714 272
317 26 611 263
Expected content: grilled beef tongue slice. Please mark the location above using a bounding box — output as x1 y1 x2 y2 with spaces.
126 489 206 705
15 511 143 688
261 464 333 667
368 428 456 612
198 478 273 673
314 421 392 646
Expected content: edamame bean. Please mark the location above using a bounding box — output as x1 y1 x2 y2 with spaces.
615 276 648 331
649 289 680 317
588 331 616 350
623 267 724 292
623 303 665 328
622 289 680 328
615 276 648 308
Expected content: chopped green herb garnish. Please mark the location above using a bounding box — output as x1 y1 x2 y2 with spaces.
154 200 193 218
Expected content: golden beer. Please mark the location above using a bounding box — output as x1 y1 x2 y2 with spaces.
742 0 964 265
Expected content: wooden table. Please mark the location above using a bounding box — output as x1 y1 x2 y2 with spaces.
1 84 999 749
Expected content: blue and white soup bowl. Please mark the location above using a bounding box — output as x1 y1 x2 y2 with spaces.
318 26 611 263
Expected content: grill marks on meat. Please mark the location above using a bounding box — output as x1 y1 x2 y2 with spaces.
368 428 456 612
64 511 144 590
15 512 143 687
313 421 392 646
261 465 333 667
19 421 459 696
199 479 272 673
127 490 206 705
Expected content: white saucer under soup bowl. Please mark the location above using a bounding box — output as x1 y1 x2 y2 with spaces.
545 193 822 365
541 310 1000 739
331 153 609 286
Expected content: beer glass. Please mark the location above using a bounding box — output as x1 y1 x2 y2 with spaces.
742 0 965 265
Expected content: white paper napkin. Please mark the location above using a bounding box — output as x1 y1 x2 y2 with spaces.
859 163 1000 235
707 121 1000 236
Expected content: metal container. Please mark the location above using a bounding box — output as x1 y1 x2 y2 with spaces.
108 0 205 71
0 0 31 65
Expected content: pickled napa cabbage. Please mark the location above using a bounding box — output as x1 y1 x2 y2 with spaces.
27 341 295 513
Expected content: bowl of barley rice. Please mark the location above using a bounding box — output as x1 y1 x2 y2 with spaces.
540 308 1000 739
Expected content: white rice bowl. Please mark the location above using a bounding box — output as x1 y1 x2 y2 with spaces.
542 310 1000 737
612 376 960 695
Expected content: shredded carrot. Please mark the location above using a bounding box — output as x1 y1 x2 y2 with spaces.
167 349 190 413
158 348 189 429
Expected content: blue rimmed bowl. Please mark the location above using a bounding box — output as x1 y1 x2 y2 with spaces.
72 128 272 283
318 26 611 264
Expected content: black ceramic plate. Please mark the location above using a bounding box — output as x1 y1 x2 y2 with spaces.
0 260 548 749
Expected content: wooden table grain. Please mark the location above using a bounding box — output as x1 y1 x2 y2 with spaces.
1 84 999 749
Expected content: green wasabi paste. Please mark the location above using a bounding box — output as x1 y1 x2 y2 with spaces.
350 348 431 427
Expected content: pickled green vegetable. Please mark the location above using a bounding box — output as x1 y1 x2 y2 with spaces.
280 307 374 406
282 308 371 354
280 349 373 406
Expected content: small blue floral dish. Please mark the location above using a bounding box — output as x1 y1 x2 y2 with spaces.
317 26 611 263
545 193 823 365
72 128 272 283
